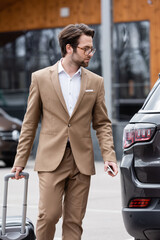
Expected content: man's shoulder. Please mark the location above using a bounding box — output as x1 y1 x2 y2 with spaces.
82 67 103 80
33 62 58 77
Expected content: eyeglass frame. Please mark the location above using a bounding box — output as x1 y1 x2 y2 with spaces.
77 46 96 55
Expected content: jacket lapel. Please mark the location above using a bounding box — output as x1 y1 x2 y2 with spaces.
50 63 88 120
50 63 69 117
70 67 87 119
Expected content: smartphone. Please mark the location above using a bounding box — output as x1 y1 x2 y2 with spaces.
107 165 116 176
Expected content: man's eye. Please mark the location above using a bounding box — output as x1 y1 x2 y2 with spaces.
84 47 90 51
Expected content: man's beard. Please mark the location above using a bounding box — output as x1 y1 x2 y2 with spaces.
72 52 90 68
76 58 91 68
80 60 89 67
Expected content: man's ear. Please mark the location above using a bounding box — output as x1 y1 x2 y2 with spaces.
66 44 73 55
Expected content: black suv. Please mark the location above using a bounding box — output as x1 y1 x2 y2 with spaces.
121 75 160 240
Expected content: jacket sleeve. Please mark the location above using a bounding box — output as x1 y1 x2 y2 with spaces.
13 73 42 168
92 77 117 163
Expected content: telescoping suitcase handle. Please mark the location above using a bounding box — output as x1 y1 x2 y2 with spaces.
1 172 29 236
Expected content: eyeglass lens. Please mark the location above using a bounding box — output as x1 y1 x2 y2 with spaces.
85 48 96 55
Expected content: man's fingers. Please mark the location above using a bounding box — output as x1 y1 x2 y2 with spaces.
111 163 118 175
104 161 109 172
11 167 24 180
104 161 118 177
15 170 20 179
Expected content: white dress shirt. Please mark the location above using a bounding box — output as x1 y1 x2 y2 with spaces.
58 60 81 117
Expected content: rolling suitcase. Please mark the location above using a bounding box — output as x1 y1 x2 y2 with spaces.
0 172 36 240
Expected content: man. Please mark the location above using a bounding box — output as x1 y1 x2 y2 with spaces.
11 23 118 240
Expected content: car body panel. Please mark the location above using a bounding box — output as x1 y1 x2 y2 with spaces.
121 77 160 239
121 154 160 240
131 112 160 125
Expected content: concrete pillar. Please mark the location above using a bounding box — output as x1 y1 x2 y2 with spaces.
101 0 112 119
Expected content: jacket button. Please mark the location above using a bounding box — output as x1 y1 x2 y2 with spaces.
68 124 71 127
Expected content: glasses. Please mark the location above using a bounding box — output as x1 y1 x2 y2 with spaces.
77 46 96 55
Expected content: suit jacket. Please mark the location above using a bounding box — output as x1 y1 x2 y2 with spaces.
13 61 116 175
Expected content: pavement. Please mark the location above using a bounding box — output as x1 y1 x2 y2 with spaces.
0 158 133 240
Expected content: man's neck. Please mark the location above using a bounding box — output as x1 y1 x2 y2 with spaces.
61 58 80 78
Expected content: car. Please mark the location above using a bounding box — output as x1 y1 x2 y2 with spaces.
121 74 160 240
0 108 22 167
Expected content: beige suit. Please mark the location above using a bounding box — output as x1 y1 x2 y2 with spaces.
14 61 116 173
13 61 116 240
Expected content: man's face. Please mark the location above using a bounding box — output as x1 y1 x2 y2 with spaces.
71 34 94 67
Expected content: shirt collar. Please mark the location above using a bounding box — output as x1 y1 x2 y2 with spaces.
58 59 81 77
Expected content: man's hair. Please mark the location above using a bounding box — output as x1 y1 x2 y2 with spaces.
58 23 95 57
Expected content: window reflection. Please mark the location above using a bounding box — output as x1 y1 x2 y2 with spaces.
0 26 101 119
113 21 150 120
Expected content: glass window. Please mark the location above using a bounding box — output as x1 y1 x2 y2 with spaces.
0 25 101 120
142 82 160 111
113 21 150 120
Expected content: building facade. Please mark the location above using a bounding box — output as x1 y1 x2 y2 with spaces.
0 0 159 159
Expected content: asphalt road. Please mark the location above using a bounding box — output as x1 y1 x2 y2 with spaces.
0 158 133 240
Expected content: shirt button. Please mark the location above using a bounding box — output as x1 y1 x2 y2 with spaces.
68 124 71 127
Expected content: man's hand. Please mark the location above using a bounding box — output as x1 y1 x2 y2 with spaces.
104 161 118 177
11 166 24 180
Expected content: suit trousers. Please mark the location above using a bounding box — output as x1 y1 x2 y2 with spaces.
36 146 91 240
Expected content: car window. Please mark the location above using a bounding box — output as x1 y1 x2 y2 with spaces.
142 82 160 111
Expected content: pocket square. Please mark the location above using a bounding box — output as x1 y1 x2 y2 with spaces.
85 89 94 92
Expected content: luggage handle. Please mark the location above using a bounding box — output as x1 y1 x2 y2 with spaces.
4 172 29 181
2 172 29 236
